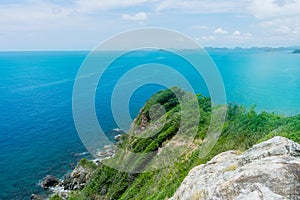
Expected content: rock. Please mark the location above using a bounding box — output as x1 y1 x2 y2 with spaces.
170 136 300 200
30 194 44 200
92 158 102 166
113 128 124 133
41 175 60 189
49 186 69 200
62 163 95 190
114 134 122 141
139 113 148 131
98 151 106 156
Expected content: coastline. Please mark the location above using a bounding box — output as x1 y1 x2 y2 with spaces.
30 86 300 200
34 129 125 200
1 49 296 199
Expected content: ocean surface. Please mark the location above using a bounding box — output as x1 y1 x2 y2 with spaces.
0 49 299 199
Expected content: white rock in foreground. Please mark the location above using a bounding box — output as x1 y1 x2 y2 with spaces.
170 136 300 200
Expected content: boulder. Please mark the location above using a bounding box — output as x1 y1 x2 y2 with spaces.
41 175 60 189
170 136 300 200
63 164 95 190
30 194 44 200
114 134 122 141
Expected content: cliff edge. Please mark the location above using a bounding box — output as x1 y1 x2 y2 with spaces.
170 136 300 200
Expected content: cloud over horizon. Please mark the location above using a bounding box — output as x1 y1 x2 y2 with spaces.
122 12 148 21
0 0 299 50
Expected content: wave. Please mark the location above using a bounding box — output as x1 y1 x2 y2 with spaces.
14 79 73 92
74 152 89 156
14 72 99 93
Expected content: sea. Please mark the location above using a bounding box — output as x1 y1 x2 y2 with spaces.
0 49 299 199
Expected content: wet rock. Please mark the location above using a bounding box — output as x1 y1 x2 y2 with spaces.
30 194 44 200
114 134 122 141
41 175 60 189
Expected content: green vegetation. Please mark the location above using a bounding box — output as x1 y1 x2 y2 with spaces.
50 194 62 200
68 87 300 200
78 158 97 171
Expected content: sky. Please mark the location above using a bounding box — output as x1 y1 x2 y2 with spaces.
0 0 299 50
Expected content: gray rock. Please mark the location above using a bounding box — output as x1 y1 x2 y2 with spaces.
63 164 94 190
170 136 300 200
30 194 44 200
114 134 122 141
41 175 60 189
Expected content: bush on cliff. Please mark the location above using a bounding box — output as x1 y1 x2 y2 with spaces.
69 87 300 200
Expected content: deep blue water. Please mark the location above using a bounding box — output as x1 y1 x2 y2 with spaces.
0 49 299 199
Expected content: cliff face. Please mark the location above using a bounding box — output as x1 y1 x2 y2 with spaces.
170 136 300 200
56 88 300 200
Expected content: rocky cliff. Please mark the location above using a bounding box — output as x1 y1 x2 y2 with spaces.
170 136 300 200
40 88 300 200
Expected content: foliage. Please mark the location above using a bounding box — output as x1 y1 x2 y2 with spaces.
50 194 62 200
68 191 86 200
78 158 97 171
69 88 300 200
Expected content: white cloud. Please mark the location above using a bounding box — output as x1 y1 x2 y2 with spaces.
248 0 300 19
233 30 241 36
259 17 300 35
0 1 76 32
201 35 216 41
244 32 253 37
214 28 228 34
293 26 300 34
156 0 247 13
227 30 253 40
0 0 299 49
192 25 209 30
0 2 70 22
273 25 292 34
74 0 152 13
122 12 148 21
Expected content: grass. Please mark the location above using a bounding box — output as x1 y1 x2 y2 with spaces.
67 88 300 200
50 194 62 200
78 158 97 171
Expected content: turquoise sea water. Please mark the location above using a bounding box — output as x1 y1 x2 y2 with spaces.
0 49 299 199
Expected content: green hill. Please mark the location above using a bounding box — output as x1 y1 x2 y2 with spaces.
59 88 300 200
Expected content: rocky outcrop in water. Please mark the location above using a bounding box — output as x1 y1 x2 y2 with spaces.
30 194 44 200
63 162 95 190
41 159 98 199
41 175 60 189
170 136 300 200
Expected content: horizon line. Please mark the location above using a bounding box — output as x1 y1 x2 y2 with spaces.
0 46 299 52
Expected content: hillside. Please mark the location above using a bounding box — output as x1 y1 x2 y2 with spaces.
170 136 300 199
50 88 300 200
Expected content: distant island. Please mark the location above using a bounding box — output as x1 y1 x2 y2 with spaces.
205 46 300 53
293 49 300 54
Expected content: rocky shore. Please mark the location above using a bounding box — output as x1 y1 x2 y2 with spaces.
35 135 300 200
32 129 124 200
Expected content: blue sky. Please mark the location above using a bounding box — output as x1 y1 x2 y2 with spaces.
0 0 299 50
